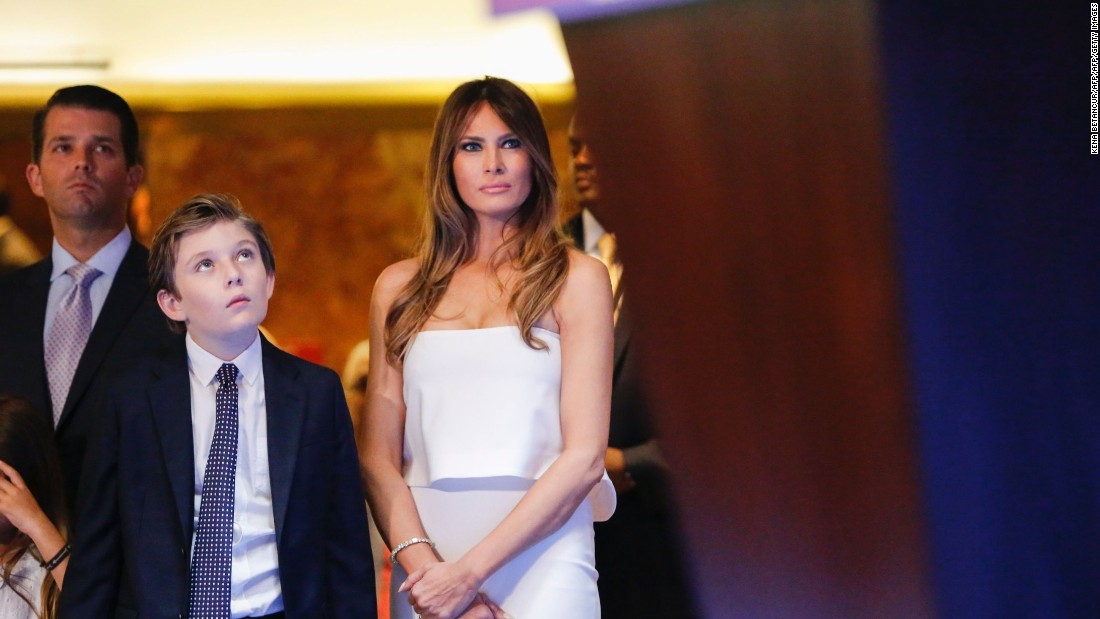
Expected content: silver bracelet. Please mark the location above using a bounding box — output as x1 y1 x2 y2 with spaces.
390 537 435 566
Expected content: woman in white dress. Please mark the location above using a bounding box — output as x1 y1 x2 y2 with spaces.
360 77 616 619
0 395 71 619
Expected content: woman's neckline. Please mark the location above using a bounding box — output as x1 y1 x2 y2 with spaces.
418 325 559 337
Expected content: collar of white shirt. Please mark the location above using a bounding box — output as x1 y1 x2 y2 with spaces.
185 331 263 388
581 208 607 258
49 225 131 283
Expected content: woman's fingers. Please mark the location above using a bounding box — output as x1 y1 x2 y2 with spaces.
399 565 428 593
403 562 480 619
477 593 511 619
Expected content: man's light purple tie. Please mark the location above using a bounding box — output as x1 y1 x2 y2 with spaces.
44 263 102 426
189 363 239 619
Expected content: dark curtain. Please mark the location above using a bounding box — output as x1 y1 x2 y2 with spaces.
880 2 1100 617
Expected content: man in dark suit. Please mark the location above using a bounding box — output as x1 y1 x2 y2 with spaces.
567 113 697 618
0 85 179 511
60 194 375 618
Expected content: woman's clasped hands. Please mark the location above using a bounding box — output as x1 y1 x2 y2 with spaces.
400 560 511 619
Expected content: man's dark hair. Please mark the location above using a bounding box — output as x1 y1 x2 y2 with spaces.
31 85 140 166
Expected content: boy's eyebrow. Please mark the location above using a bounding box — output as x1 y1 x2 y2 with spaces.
181 247 212 265
181 238 260 262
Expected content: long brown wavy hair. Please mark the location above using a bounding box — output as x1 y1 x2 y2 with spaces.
0 394 67 619
384 77 570 365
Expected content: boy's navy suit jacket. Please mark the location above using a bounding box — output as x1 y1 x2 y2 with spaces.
59 335 377 619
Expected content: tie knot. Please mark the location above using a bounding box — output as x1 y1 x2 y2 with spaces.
67 263 102 289
215 363 239 386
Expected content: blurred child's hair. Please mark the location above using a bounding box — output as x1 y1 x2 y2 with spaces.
0 394 67 619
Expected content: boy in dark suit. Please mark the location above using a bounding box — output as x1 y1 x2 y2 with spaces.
60 194 375 618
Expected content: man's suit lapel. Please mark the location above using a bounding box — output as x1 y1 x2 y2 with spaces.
58 241 149 429
564 212 585 250
261 338 305 542
612 294 632 380
149 346 197 543
6 260 53 422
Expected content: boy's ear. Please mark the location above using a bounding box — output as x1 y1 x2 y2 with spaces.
265 271 275 300
156 289 186 323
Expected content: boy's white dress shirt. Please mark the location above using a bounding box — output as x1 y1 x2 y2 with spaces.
186 332 283 618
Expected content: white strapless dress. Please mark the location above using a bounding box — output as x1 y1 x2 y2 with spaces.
392 326 616 619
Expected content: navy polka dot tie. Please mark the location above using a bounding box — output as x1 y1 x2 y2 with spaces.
189 363 239 619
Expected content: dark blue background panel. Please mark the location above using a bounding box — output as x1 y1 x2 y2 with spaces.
879 2 1100 618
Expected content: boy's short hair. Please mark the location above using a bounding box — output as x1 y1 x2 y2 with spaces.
149 193 275 333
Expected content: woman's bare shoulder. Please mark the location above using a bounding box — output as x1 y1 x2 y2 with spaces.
372 258 420 305
564 248 609 290
376 258 419 288
553 248 612 321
